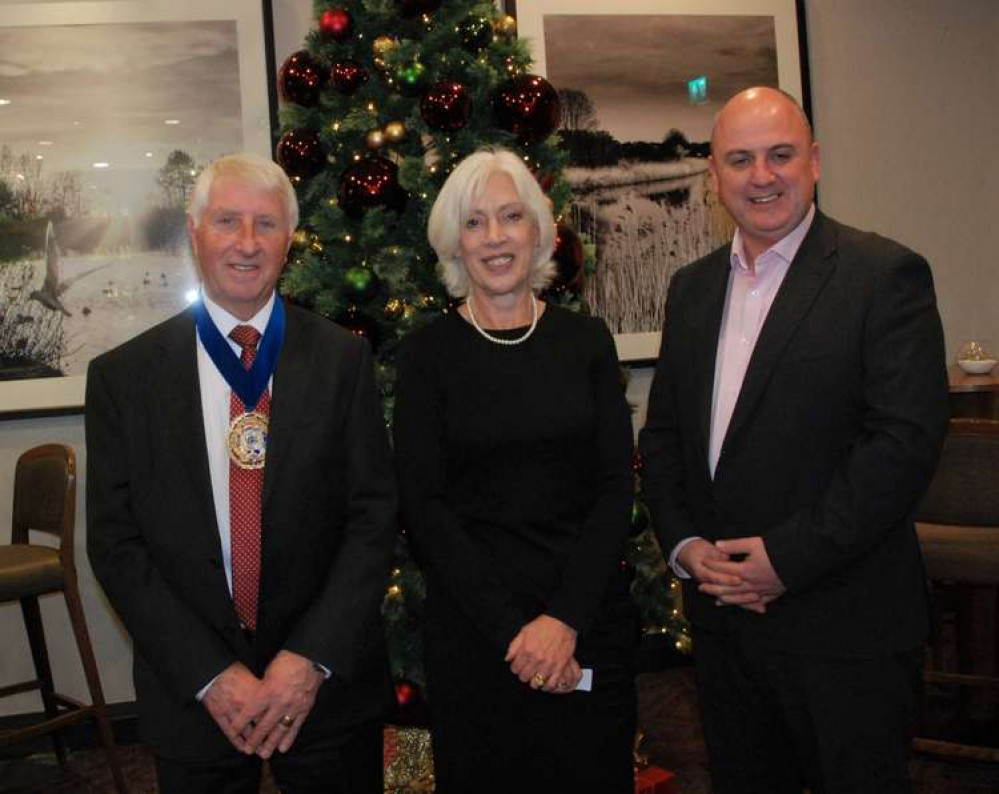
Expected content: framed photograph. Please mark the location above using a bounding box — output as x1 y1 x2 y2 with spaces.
0 0 274 414
514 0 809 362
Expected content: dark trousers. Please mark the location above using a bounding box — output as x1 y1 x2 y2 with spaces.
154 720 383 794
694 628 920 794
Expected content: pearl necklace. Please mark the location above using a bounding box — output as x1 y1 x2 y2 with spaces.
466 294 538 346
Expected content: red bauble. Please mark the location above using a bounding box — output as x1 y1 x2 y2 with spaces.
276 129 324 179
319 7 353 41
493 74 561 144
337 157 408 217
393 0 441 18
420 81 472 132
395 680 417 708
278 50 324 107
543 223 584 296
330 59 368 95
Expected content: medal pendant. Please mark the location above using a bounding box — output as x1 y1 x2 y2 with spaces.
228 411 268 470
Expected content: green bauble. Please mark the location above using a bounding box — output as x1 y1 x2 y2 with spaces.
394 60 427 95
343 266 378 300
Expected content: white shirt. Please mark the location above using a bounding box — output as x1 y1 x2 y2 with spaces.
196 291 275 595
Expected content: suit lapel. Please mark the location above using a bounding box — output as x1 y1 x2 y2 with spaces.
693 252 733 464
157 309 218 530
263 303 312 507
722 213 839 454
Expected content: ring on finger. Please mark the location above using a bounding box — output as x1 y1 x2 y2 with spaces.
279 714 295 728
530 672 546 689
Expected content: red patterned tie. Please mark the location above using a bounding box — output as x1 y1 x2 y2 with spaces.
228 324 269 632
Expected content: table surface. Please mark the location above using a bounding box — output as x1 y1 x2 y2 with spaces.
948 364 999 393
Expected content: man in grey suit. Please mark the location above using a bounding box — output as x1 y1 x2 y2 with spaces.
87 152 396 793
639 88 948 793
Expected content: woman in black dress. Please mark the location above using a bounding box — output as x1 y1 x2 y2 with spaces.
393 147 637 792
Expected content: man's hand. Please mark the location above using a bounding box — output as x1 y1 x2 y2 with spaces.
677 538 740 587
201 662 262 753
505 614 577 694
234 650 325 759
701 536 786 613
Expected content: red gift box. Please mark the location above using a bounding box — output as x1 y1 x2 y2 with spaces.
635 765 676 794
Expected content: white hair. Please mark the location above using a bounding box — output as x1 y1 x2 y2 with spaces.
427 147 556 298
187 152 299 233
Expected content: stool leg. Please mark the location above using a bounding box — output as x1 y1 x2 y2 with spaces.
20 595 68 765
62 583 129 794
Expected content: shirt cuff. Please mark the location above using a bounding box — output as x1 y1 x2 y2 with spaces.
669 536 703 579
196 672 222 701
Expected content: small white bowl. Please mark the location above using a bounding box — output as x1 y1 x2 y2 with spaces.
957 358 997 375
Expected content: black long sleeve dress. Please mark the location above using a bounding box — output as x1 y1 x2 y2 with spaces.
393 304 637 793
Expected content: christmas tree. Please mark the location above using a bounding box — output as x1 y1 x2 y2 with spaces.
275 0 688 687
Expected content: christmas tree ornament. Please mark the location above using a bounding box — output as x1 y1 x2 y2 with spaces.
630 501 650 535
319 7 353 41
493 14 517 39
291 228 310 249
493 74 561 144
337 156 408 216
343 266 379 300
330 59 368 95
393 0 441 18
457 15 493 53
372 36 399 68
542 222 585 296
309 237 324 254
365 128 386 149
384 297 406 320
383 120 407 143
276 128 324 179
278 50 324 107
394 59 427 95
420 81 471 131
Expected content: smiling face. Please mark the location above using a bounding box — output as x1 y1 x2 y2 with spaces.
188 176 292 320
709 87 820 262
458 171 539 303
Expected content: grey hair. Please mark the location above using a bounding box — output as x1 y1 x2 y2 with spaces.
427 147 556 299
187 152 299 233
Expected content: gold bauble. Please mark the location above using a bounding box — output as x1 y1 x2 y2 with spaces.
493 14 517 38
373 35 399 57
384 297 405 320
292 228 310 249
365 128 385 149
310 237 324 254
384 120 406 143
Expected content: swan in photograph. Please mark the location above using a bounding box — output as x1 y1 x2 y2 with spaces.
29 220 111 316
29 221 72 316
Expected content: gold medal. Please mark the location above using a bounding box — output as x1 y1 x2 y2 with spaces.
227 411 268 470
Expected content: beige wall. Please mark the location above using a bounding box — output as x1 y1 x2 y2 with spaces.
1 0 996 716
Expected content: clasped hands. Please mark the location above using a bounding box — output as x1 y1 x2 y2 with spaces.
679 536 786 614
202 650 324 759
505 614 582 695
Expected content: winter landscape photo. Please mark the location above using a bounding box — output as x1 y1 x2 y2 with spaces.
543 13 781 336
0 18 246 382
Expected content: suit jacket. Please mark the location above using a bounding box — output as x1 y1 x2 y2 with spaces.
86 301 396 760
639 211 949 657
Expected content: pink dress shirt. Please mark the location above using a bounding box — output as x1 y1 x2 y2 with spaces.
670 205 816 576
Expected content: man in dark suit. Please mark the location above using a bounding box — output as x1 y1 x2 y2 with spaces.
639 88 949 793
86 152 396 793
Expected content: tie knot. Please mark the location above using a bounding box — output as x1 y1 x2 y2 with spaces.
229 325 261 351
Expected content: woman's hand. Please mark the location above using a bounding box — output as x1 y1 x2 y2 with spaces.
505 614 579 693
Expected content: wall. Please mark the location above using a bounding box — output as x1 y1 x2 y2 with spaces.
1 0 996 716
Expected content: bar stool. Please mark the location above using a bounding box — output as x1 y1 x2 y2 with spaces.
914 418 999 762
0 444 128 792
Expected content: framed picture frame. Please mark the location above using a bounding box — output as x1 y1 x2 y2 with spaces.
513 0 810 362
0 0 275 415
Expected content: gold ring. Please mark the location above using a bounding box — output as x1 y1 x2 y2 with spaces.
530 672 546 689
279 714 295 728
